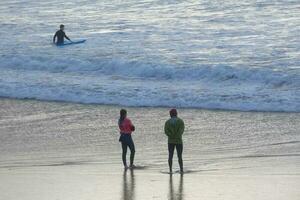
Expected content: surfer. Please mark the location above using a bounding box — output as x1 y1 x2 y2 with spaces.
164 109 185 173
118 109 136 169
53 24 72 45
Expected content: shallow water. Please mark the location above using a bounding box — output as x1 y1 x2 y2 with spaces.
0 0 300 111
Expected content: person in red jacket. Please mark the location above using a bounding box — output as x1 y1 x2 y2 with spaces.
118 109 135 169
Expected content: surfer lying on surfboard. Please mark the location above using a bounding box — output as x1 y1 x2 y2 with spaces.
53 24 72 45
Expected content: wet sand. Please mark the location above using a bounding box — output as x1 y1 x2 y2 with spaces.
0 98 299 200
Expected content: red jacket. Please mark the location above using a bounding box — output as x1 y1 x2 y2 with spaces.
119 118 135 134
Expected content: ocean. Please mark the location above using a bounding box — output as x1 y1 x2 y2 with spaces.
0 0 300 111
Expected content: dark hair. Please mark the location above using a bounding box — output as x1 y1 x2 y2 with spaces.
60 24 64 28
119 109 127 125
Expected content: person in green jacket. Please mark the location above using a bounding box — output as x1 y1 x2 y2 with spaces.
164 108 185 173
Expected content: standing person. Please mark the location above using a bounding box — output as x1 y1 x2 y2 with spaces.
53 24 72 45
118 109 136 169
164 109 185 173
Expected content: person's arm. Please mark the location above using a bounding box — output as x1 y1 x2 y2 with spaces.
123 118 135 132
53 32 57 43
64 33 72 42
128 119 135 132
179 119 185 136
164 121 171 136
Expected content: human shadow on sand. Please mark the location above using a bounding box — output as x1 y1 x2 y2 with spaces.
169 174 184 200
121 169 135 200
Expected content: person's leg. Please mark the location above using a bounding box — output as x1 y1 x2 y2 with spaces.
122 142 128 168
128 138 135 167
176 144 183 172
168 143 175 173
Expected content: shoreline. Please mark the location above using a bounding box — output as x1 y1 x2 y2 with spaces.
1 97 299 174
0 96 299 114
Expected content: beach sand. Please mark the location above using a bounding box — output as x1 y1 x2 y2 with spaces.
0 98 299 200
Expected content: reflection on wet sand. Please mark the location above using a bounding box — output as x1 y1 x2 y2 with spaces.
169 174 184 200
121 169 135 200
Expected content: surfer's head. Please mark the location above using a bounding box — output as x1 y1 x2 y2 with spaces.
60 24 65 30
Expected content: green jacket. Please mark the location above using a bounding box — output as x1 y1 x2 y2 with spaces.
164 117 185 144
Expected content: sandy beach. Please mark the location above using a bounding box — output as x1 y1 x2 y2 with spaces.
0 98 299 200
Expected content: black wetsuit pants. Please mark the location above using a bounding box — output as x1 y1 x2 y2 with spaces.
120 134 135 167
168 143 183 171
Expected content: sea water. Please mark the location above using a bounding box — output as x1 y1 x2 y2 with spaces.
0 0 299 112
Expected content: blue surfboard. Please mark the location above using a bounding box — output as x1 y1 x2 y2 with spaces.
57 39 86 46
